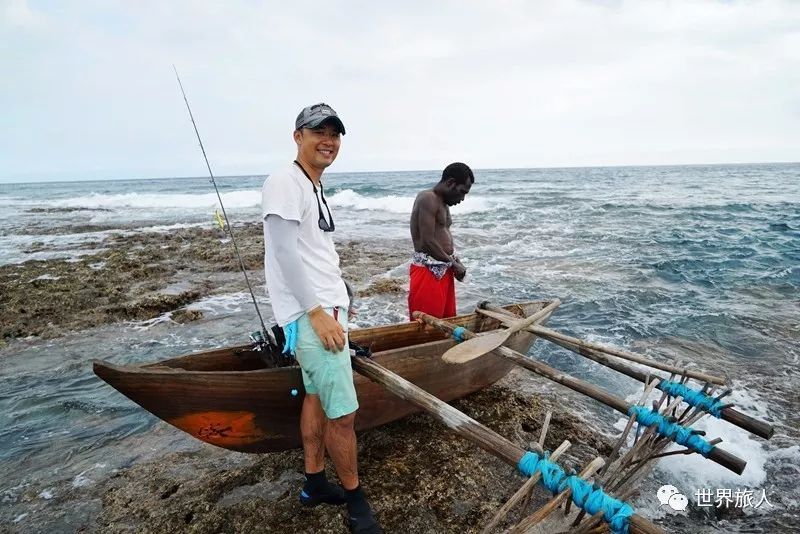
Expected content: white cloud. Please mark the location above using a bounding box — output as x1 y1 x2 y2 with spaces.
1 0 46 30
1 0 799 182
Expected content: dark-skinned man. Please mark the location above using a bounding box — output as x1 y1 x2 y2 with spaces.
408 162 474 320
261 103 381 534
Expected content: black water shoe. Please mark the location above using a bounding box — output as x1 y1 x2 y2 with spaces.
346 485 382 533
299 484 347 507
299 470 347 507
347 512 382 534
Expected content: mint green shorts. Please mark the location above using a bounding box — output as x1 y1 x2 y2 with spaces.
295 308 359 419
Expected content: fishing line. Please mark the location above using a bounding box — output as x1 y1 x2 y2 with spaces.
172 65 271 345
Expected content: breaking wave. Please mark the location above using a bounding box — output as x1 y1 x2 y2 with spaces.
48 190 261 210
328 189 495 214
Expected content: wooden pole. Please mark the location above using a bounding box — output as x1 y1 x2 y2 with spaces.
477 304 726 384
477 304 774 440
602 379 659 477
511 457 605 533
352 356 526 465
414 312 747 476
523 412 554 512
350 357 663 534
481 440 571 534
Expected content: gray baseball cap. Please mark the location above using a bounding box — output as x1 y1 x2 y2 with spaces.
295 103 346 134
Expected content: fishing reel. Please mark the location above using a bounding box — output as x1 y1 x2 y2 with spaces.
253 325 372 359
249 329 279 353
250 328 297 368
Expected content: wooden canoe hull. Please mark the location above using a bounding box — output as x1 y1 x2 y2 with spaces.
93 301 553 453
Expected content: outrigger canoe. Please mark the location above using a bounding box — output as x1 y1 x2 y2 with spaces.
93 300 555 453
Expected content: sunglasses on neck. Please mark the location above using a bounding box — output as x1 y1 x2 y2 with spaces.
294 160 335 232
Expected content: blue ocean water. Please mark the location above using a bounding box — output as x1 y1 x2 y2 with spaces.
0 163 798 531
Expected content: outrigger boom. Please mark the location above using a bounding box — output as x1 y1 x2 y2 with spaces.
476 302 773 440
416 310 749 475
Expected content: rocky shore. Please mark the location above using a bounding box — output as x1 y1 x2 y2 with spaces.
1 223 407 341
1 222 618 533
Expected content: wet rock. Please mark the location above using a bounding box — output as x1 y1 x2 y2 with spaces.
1 224 408 340
104 291 201 321
171 309 204 324
360 277 406 296
26 207 113 213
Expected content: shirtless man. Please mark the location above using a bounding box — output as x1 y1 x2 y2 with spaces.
408 162 474 319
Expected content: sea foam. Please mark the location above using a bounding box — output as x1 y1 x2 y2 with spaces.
49 190 261 210
614 384 777 489
328 189 495 214
44 188 497 216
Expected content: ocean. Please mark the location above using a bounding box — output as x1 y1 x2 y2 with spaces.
0 163 798 531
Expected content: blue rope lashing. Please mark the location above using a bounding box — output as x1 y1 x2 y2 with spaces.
516 451 634 534
656 379 725 417
539 457 569 493
452 326 467 342
627 406 715 456
571 480 634 534
517 450 542 477
282 320 298 357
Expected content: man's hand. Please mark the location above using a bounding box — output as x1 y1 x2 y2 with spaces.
308 307 346 352
452 259 467 282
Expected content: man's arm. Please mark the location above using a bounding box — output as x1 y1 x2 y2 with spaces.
266 215 345 351
343 279 357 319
451 257 467 281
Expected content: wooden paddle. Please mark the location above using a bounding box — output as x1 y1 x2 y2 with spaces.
441 299 561 363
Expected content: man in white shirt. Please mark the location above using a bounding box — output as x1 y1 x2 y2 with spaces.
262 103 381 534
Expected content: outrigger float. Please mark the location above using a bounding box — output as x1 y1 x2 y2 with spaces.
94 298 773 533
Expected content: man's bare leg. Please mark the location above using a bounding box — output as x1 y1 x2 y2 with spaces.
298 394 347 507
327 413 380 532
300 394 326 472
325 412 358 489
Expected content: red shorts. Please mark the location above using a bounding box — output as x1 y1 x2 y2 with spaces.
408 264 456 320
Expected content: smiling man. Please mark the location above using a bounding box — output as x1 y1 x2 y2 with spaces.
408 162 474 320
261 103 381 534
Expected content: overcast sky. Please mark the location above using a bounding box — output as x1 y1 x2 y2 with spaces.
1 0 798 183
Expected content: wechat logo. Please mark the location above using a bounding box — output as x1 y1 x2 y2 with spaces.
657 484 689 512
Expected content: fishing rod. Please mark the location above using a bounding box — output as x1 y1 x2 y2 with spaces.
172 65 271 347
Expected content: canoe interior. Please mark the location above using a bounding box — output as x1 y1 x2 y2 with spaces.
142 300 541 373
94 300 554 453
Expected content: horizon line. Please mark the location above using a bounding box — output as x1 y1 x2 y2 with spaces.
1 160 798 186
